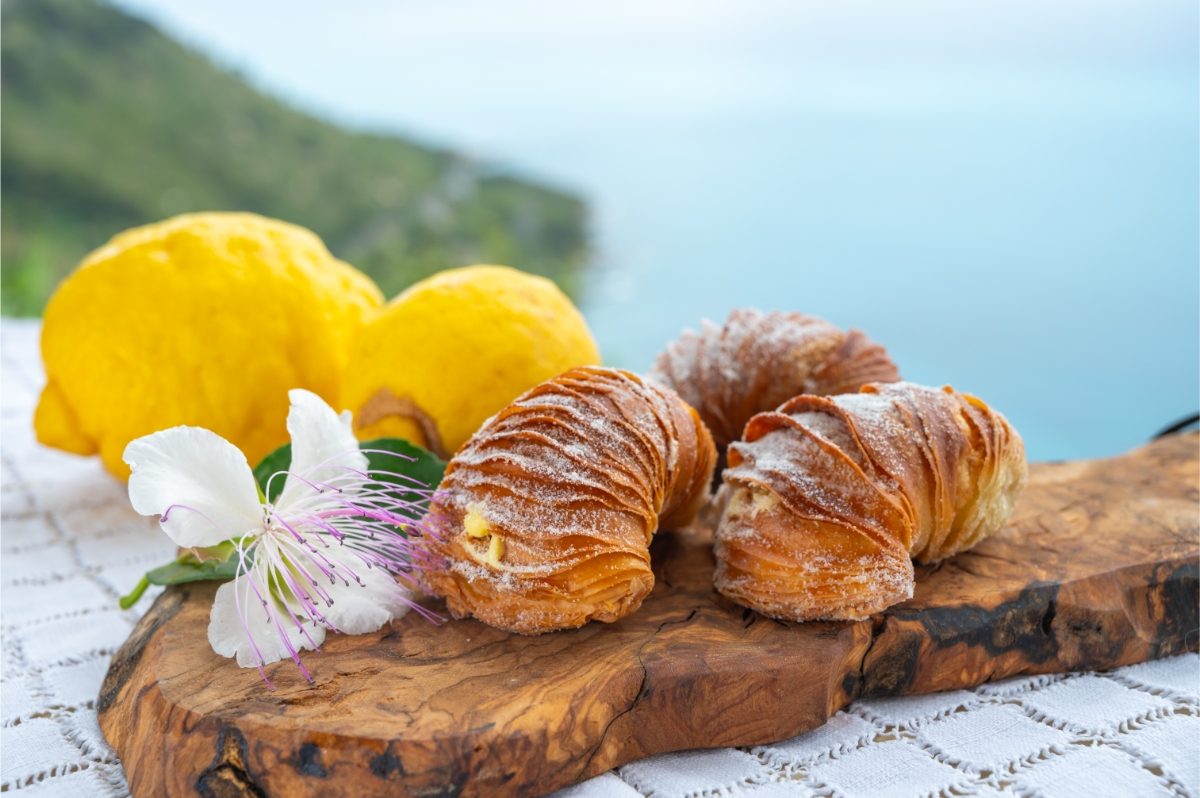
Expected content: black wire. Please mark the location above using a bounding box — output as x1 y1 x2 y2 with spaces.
1152 413 1200 440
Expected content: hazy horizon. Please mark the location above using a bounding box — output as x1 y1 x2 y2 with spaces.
103 0 1200 460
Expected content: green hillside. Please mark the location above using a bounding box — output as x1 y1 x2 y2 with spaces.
0 0 589 315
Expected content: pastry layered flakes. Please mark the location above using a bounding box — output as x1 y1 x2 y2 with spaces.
715 382 1027 621
650 308 900 452
421 366 716 634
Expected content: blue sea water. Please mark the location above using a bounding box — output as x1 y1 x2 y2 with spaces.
113 0 1200 461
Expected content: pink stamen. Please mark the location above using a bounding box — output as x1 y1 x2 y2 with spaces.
230 448 440 686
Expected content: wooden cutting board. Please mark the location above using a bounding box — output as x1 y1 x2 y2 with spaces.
98 433 1199 798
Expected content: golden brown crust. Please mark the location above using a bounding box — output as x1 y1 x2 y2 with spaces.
715 382 1027 621
420 366 716 634
649 309 900 452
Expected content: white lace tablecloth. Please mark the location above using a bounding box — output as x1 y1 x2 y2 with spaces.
1 318 1197 798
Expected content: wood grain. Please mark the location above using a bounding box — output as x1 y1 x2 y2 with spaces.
98 433 1200 798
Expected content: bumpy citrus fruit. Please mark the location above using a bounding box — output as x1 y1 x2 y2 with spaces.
35 212 383 478
342 265 600 458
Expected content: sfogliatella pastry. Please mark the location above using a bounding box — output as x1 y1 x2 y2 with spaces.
650 308 901 453
715 382 1027 621
421 366 716 634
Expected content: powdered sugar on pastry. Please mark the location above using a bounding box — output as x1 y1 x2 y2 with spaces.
650 308 900 452
421 366 716 634
716 381 1027 622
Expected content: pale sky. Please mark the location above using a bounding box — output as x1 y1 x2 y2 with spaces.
109 0 1195 184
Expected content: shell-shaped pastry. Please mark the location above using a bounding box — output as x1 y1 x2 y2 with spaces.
421 366 716 634
715 382 1027 621
650 308 900 452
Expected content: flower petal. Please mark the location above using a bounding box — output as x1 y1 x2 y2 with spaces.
321 558 413 634
124 426 263 548
208 576 326 669
277 389 368 510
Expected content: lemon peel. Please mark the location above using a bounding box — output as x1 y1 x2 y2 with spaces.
35 212 383 478
341 264 600 458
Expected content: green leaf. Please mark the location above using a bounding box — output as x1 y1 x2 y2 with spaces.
253 442 293 502
359 437 446 505
145 553 242 586
117 543 243 609
252 437 446 504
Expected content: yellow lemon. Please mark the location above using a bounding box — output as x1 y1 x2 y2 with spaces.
35 212 383 478
343 265 600 457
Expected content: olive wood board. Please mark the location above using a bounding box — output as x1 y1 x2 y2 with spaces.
98 433 1200 798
